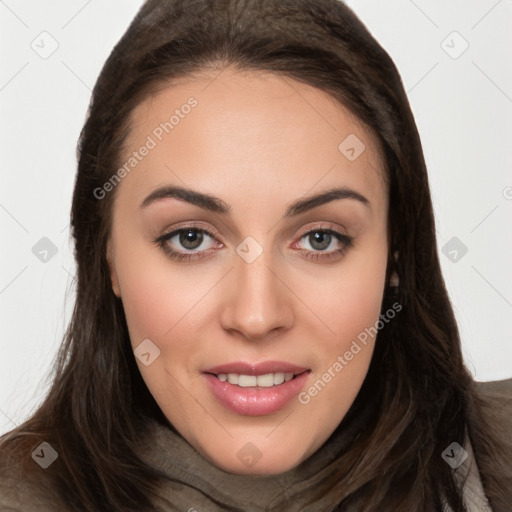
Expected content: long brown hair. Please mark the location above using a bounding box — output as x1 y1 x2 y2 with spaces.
0 0 506 510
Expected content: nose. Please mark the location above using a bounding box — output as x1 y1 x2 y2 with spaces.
219 250 295 341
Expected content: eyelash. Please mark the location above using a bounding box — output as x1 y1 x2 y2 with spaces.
153 224 354 263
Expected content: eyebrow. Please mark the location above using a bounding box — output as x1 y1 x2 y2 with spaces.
140 185 370 216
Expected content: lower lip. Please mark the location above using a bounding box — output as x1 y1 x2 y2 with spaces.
203 371 310 416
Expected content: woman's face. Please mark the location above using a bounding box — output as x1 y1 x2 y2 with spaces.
106 67 389 474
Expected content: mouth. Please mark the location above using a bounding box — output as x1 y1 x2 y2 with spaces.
202 361 311 416
206 371 307 388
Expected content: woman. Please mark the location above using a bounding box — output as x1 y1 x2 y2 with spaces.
1 0 511 510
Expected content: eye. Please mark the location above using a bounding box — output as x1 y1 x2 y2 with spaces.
293 226 354 261
154 224 353 263
154 227 220 262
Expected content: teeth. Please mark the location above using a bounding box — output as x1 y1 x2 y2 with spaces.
215 372 297 387
273 373 285 385
256 374 274 387
239 375 257 387
227 374 239 385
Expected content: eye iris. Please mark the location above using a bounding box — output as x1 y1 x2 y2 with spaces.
179 229 203 250
309 231 331 251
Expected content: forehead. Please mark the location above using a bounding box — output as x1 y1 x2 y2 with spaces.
116 67 387 212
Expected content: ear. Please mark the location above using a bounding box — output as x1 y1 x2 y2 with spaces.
106 239 121 298
388 250 399 286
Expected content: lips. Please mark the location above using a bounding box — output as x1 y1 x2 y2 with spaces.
202 361 311 416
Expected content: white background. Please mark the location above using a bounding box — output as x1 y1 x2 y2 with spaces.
1 0 511 437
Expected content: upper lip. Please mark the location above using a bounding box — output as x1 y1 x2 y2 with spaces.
203 361 310 376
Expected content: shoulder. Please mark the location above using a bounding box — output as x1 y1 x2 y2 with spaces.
468 378 512 511
474 377 512 397
473 377 512 433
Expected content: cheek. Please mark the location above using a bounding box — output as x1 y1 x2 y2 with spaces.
304 251 387 345
298 281 385 422
294 244 387 398
116 262 209 411
118 263 203 347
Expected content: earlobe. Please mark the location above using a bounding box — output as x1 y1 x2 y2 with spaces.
106 240 121 298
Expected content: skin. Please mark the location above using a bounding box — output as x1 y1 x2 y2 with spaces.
106 66 389 475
